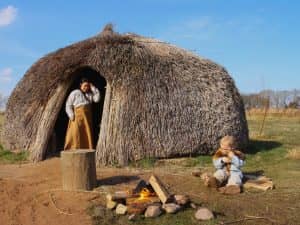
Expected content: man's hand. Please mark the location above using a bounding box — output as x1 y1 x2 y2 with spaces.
227 151 235 159
222 157 231 164
220 149 229 156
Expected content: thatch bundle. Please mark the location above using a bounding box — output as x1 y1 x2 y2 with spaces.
0 25 248 166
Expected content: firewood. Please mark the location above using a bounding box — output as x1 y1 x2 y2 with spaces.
126 196 161 214
106 191 135 201
127 203 148 215
244 180 274 191
148 175 171 203
126 196 160 205
243 174 274 191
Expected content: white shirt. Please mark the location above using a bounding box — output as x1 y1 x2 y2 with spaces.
65 86 100 120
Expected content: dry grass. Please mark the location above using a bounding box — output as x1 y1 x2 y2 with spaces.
87 114 300 225
286 147 300 160
247 108 300 117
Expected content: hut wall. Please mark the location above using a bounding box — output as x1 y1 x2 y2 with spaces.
0 34 248 165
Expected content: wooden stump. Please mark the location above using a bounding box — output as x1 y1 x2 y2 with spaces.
61 149 97 191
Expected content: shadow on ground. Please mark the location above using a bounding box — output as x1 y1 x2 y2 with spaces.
246 139 282 154
97 175 140 186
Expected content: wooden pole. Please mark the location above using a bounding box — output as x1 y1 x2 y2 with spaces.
259 98 269 137
61 150 97 191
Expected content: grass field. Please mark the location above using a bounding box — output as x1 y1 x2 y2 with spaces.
0 112 299 224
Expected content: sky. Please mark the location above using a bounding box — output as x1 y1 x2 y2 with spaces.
0 0 300 96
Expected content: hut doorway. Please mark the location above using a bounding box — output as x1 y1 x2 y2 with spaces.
46 67 107 157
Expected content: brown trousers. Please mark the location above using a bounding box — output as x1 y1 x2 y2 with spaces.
64 104 94 150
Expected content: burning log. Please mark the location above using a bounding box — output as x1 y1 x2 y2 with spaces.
126 185 160 214
126 196 160 205
106 191 134 201
126 196 160 214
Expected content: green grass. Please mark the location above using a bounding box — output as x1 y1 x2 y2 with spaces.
129 157 158 169
90 114 300 225
243 115 300 190
0 144 28 163
89 205 219 225
0 111 300 224
0 113 29 163
181 156 211 167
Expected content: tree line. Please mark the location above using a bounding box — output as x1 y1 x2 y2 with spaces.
241 89 300 109
0 94 8 112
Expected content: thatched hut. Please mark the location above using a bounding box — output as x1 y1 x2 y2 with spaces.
0 25 248 166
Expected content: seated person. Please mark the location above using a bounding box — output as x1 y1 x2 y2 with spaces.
205 135 245 194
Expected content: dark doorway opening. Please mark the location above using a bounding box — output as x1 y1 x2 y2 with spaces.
46 67 106 157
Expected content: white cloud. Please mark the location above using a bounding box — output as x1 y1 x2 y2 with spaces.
0 5 17 27
0 67 13 82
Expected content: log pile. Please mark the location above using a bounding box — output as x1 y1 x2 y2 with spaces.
243 174 274 191
105 174 191 218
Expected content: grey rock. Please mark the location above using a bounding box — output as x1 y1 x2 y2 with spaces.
116 204 127 215
195 207 214 220
106 199 117 209
174 194 190 205
163 203 181 213
144 205 162 218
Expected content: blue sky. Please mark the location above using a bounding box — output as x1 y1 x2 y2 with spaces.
0 0 299 95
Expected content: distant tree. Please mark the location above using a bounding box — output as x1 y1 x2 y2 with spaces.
0 93 8 111
242 89 300 109
242 93 269 109
288 96 300 109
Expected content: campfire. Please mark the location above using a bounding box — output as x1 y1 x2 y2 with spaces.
106 175 191 218
139 187 155 199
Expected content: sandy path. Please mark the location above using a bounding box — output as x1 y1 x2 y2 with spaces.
0 157 154 225
0 158 99 225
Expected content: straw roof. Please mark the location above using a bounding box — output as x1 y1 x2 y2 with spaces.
0 25 248 165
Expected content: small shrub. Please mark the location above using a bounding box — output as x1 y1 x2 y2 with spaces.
130 157 157 169
0 144 28 163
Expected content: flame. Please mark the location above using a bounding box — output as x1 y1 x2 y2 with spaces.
139 188 152 200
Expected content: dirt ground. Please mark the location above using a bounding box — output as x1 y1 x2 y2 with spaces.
1 156 299 225
0 157 187 225
0 158 94 225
